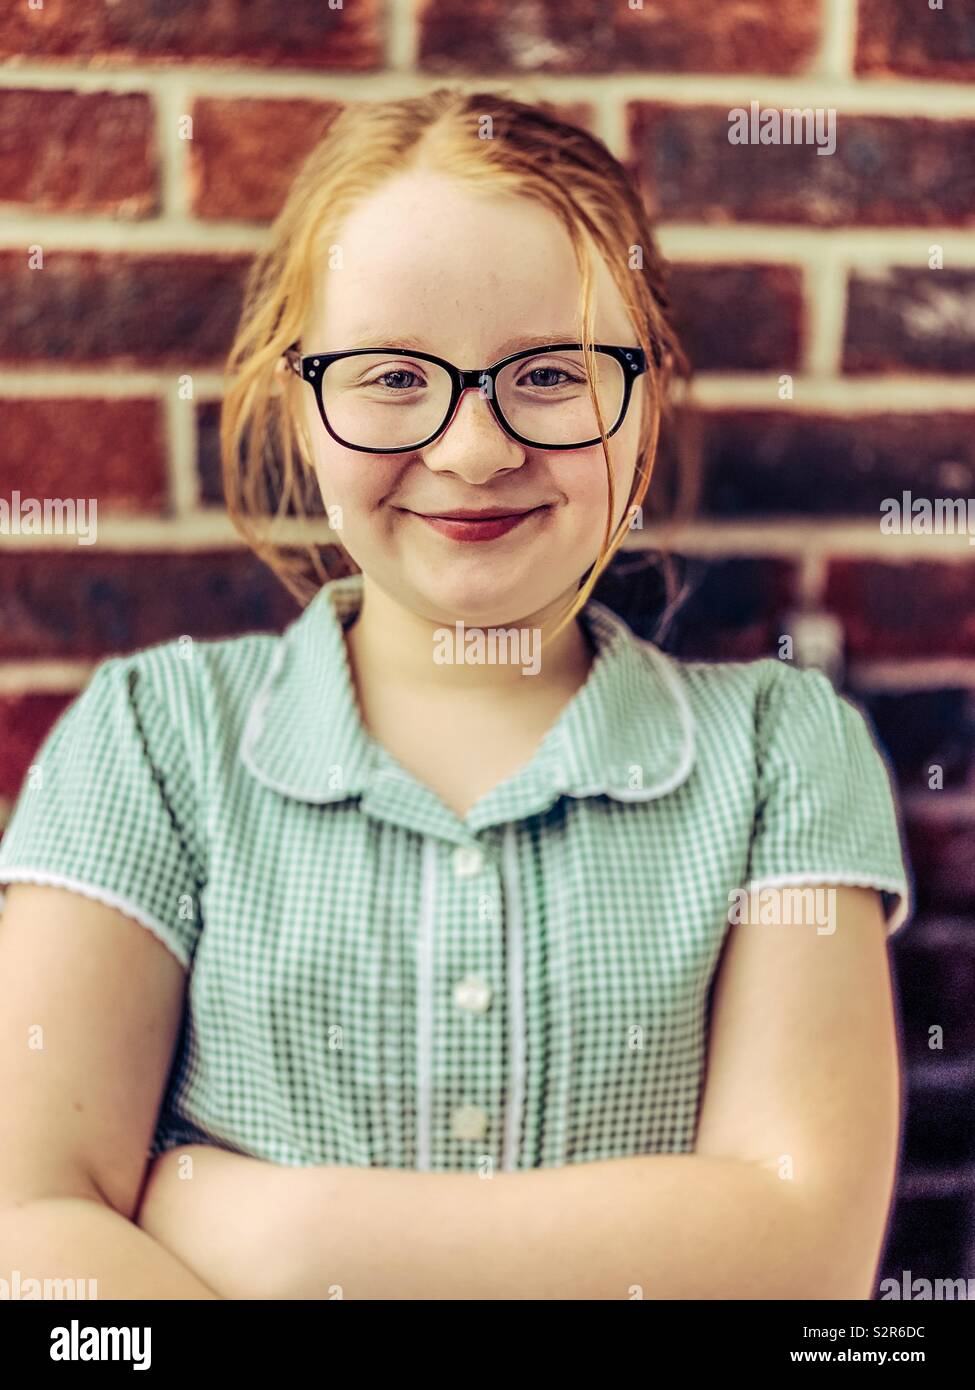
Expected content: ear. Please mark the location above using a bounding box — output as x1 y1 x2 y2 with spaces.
270 354 292 398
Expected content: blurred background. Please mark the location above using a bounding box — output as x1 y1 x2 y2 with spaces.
0 0 973 1294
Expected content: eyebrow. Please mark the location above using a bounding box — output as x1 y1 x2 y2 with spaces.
339 331 585 359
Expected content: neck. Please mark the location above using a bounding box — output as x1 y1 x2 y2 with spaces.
343 575 595 700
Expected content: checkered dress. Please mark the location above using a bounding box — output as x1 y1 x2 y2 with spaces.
0 574 912 1171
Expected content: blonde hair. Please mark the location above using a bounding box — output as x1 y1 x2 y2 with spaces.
221 87 693 638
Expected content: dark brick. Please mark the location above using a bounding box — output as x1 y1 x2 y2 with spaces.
860 689 975 793
628 106 975 227
857 0 975 82
668 266 803 372
891 917 975 1065
880 1192 975 1286
903 814 975 916
0 89 157 216
826 562 975 659
0 692 76 800
694 411 975 516
594 553 797 659
0 398 167 512
0 550 300 659
0 0 382 70
196 400 324 516
0 251 250 367
904 1077 975 1169
844 269 975 375
419 0 821 75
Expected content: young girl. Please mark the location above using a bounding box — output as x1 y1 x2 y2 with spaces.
0 89 911 1300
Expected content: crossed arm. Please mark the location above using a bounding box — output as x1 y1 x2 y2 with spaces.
132 885 902 1300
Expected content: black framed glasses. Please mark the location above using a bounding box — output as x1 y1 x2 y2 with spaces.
283 341 654 453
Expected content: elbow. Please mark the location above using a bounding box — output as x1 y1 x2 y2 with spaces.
781 1178 893 1301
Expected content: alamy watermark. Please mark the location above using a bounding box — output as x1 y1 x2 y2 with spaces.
1 1269 97 1299
0 491 97 545
728 886 837 935
878 1269 974 1300
880 491 975 544
728 101 837 156
433 621 541 676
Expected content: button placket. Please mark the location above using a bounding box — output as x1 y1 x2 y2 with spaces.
444 838 502 1158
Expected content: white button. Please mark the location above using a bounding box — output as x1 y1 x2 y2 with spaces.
453 976 493 1014
451 1104 489 1141
452 845 484 878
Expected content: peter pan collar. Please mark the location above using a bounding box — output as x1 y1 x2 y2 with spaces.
239 573 696 815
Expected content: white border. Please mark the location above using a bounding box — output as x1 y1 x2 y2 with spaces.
501 823 527 1172
744 872 913 938
0 869 191 967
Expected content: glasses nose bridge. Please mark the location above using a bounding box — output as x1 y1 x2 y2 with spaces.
458 366 492 391
434 363 512 450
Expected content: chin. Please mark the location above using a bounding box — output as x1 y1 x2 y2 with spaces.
414 574 557 630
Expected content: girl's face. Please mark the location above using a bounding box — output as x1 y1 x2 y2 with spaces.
293 168 647 629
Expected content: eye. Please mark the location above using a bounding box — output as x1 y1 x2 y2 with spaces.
523 366 568 387
366 368 426 390
515 363 585 390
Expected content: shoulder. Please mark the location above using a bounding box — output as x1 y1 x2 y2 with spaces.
80 626 287 757
651 648 846 747
646 647 889 790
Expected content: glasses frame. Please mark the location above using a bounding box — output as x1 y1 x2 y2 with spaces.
282 341 655 454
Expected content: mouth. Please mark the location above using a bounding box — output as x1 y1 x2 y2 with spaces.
404 505 552 543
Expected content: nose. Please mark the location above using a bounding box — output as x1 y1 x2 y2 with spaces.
421 384 526 483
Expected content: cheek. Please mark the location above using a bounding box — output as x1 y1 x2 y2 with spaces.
555 447 636 533
310 444 394 527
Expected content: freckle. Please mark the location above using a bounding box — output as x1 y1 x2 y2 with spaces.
72 1101 83 1112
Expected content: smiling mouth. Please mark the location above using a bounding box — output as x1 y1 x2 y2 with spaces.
405 505 551 543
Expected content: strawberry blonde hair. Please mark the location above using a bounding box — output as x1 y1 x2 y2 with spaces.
221 87 693 637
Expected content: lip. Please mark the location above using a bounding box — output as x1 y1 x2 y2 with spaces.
406 505 550 543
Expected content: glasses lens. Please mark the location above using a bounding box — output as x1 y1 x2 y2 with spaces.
318 348 627 450
496 349 625 446
321 353 453 450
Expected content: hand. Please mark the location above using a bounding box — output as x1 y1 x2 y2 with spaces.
135 1144 300 1299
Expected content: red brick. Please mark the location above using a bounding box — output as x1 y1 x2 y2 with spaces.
0 551 300 660
0 0 382 70
857 0 975 82
694 411 975 516
419 0 821 75
0 89 157 217
0 692 76 799
825 562 975 659
0 399 166 512
668 265 803 371
189 98 341 223
844 269 975 375
628 106 975 227
0 251 250 367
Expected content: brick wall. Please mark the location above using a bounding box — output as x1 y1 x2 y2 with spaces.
1 0 973 1293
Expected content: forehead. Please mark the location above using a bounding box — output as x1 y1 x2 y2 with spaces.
305 169 635 355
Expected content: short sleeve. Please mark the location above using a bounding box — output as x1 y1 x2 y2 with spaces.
746 662 913 938
0 657 205 968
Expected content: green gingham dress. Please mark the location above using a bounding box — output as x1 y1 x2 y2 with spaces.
0 574 912 1171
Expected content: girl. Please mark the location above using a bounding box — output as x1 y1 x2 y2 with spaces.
0 90 911 1300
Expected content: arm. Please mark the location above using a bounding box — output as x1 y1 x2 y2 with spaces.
0 884 221 1299
142 885 901 1300
294 886 900 1299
